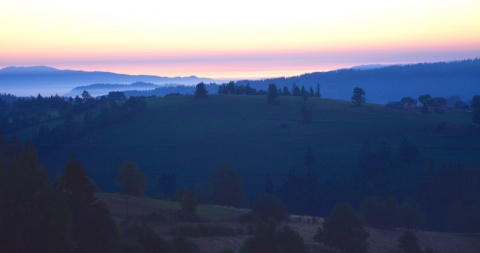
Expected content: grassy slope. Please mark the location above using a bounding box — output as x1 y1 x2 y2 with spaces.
96 193 245 220
36 95 479 195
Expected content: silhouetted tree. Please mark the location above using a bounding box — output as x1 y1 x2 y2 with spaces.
471 95 480 125
194 82 208 98
292 83 301 96
398 231 421 253
124 96 147 112
282 86 292 96
179 188 197 215
473 109 480 125
300 85 308 97
418 94 432 114
351 87 366 106
254 193 289 222
211 165 249 208
470 95 480 110
315 83 321 98
430 97 447 108
267 83 279 104
240 220 309 253
117 160 147 196
315 203 369 253
245 83 257 95
81 90 92 101
0 140 75 253
63 158 118 253
227 81 236 95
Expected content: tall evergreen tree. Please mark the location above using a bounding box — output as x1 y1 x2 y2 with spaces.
0 140 74 253
267 84 279 104
315 83 321 98
292 83 301 96
194 82 208 98
63 158 118 253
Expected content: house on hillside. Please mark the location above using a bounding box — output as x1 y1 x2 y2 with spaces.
386 97 417 110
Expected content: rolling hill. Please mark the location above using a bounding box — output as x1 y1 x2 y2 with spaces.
237 59 480 103
0 66 216 96
15 95 479 199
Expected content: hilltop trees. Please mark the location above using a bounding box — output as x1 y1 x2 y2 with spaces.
351 87 366 106
471 95 480 110
267 83 279 104
418 94 432 113
117 161 147 196
472 95 480 125
194 82 208 98
315 83 321 98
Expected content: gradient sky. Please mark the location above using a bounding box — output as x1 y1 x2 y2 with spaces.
1 0 480 79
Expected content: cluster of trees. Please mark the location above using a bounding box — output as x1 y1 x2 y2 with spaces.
273 139 480 233
0 94 73 133
34 95 147 152
0 135 206 253
217 81 259 95
0 135 117 252
217 81 321 99
0 90 145 134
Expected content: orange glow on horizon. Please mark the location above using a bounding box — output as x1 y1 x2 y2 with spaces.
1 0 480 80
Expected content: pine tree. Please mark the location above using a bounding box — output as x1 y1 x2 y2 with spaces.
63 158 118 253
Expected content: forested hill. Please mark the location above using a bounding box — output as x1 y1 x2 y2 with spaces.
236 59 480 103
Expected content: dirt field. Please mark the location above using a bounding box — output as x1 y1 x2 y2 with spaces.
100 196 480 253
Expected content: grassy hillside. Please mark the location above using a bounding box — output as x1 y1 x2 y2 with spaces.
28 95 479 197
97 193 480 253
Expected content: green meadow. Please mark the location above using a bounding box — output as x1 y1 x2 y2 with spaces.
32 95 479 196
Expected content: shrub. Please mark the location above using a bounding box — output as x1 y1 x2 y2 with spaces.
398 230 421 253
315 203 369 253
239 220 309 253
254 193 289 222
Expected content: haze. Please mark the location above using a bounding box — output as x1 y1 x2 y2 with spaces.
1 0 479 79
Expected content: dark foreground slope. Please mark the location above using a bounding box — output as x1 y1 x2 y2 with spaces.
98 193 480 253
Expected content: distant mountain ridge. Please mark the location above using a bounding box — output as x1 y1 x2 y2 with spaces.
0 66 217 96
236 58 480 103
2 59 480 103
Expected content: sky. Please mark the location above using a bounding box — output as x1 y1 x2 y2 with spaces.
1 0 480 80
